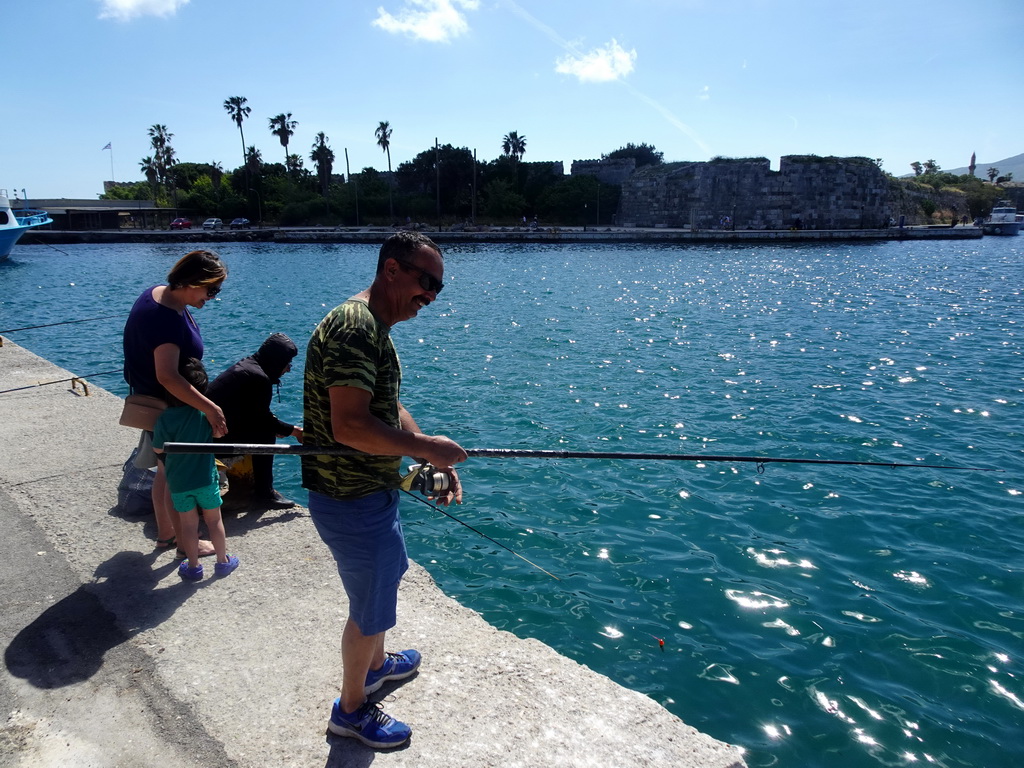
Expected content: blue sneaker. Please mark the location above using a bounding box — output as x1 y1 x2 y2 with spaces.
214 555 240 576
364 649 422 695
328 699 411 749
178 561 203 581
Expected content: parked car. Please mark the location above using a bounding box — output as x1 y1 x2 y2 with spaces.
169 217 192 230
229 217 251 229
202 218 224 230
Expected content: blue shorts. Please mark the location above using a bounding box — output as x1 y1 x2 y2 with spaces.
308 489 408 636
170 483 222 514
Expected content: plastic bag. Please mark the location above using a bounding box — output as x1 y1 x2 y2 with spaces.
116 448 155 516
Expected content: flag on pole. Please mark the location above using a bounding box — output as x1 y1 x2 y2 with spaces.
102 142 112 151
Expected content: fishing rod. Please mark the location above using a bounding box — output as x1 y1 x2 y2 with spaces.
162 443 1001 473
0 313 124 335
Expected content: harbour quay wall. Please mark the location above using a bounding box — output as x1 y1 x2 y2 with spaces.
24 222 982 249
0 339 747 768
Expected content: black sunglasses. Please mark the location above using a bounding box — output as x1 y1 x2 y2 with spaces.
206 284 222 298
394 259 444 294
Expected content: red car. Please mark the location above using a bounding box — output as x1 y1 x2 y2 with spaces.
169 217 192 230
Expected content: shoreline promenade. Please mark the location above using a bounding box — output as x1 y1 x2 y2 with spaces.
25 222 983 249
0 338 747 768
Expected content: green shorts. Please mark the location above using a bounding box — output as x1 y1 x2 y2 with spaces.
170 483 222 513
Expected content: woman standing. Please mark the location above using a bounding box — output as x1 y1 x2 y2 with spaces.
123 250 228 556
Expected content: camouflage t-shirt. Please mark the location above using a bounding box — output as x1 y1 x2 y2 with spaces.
301 298 403 499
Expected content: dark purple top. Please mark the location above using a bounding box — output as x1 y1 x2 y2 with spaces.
122 286 204 397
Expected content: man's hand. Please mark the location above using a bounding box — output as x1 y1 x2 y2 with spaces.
420 435 467 469
429 466 462 506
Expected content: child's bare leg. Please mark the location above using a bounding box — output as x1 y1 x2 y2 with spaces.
201 506 228 563
178 508 201 568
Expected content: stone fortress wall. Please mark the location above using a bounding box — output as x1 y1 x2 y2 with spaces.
614 156 892 230
571 158 638 186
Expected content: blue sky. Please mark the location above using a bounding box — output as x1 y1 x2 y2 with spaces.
3 0 1022 199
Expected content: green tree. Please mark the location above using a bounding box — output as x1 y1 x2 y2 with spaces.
223 96 251 174
375 120 394 221
481 178 526 220
102 182 151 201
310 132 335 197
245 146 264 220
139 156 159 201
910 161 923 176
502 130 527 162
209 161 224 196
147 124 175 186
923 159 939 174
396 144 476 221
987 167 999 182
269 112 298 164
603 142 663 168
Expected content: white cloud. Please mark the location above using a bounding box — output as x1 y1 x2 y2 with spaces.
98 0 189 21
373 0 480 43
698 85 710 101
555 39 636 83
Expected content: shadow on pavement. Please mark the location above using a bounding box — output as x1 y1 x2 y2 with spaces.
4 550 192 688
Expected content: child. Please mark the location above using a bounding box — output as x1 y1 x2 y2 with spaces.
153 357 239 581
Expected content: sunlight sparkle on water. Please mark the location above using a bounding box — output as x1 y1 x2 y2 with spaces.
600 626 624 640
894 570 930 587
725 589 789 610
762 723 791 740
990 680 1024 710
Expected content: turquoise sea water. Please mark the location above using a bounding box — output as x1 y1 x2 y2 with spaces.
2 238 1022 767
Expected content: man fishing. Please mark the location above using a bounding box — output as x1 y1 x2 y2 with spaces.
301 231 467 748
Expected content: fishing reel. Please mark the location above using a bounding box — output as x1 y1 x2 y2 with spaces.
400 462 451 496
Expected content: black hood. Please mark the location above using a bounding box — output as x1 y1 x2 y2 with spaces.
252 333 298 383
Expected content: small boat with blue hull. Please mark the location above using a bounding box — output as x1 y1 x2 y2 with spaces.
981 200 1021 236
1 190 53 259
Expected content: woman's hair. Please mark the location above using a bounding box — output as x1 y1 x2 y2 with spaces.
167 250 227 290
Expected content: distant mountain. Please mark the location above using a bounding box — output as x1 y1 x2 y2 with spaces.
921 152 1024 180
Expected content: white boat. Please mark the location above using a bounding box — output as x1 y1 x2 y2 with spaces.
981 200 1021 236
1 189 53 259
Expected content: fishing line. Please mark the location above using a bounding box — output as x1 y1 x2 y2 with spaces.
400 488 561 581
0 369 123 395
162 443 1001 473
0 313 124 335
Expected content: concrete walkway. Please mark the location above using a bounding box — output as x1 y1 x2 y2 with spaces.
0 338 746 768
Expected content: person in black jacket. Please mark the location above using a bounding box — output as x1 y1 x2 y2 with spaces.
208 333 303 508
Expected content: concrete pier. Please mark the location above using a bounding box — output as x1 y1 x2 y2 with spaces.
23 222 983 249
0 339 747 768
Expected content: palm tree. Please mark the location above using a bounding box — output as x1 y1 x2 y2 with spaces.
140 156 159 201
147 124 173 182
245 145 263 175
502 130 527 162
310 132 335 198
285 153 304 176
375 120 394 221
223 96 251 172
269 112 298 164
209 160 224 198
